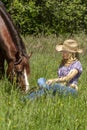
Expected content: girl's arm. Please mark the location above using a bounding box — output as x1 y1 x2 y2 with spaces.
46 69 78 85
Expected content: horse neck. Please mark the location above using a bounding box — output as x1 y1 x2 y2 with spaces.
0 2 26 62
0 15 18 61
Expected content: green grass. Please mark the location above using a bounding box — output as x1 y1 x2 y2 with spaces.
0 33 87 130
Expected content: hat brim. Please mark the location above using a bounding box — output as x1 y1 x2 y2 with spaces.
56 45 63 52
56 45 83 53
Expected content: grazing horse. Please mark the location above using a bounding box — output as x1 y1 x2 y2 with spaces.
0 1 31 92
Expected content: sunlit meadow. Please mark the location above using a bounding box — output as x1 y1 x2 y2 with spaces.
0 33 87 130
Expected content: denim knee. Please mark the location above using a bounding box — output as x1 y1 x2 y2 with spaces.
37 77 53 90
37 77 46 88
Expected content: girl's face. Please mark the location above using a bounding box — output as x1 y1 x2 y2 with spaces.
61 51 71 60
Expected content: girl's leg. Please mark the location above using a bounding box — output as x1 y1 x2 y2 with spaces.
25 78 77 100
65 86 78 95
25 78 53 100
53 83 78 96
25 88 45 100
37 77 53 90
37 78 78 96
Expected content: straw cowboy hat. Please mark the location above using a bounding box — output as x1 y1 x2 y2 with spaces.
56 39 83 53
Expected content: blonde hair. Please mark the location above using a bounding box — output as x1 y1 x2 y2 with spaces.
60 52 79 66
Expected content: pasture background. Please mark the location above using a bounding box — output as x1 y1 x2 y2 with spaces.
3 0 87 35
0 33 87 130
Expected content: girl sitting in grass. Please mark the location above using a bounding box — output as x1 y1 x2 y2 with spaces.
26 39 83 99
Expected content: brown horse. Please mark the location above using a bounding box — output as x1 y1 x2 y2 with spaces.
0 1 31 92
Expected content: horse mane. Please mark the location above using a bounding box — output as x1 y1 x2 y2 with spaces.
0 1 27 56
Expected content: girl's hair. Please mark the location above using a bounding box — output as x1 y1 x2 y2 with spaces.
59 52 79 67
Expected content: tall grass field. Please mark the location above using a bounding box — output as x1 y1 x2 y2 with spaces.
0 33 87 130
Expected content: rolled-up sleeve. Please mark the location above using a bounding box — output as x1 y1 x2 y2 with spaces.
72 61 83 74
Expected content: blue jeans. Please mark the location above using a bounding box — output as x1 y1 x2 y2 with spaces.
25 78 78 100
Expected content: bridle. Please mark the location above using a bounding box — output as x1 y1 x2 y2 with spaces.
14 56 23 65
11 56 23 80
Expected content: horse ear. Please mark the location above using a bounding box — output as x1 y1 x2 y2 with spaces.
28 52 33 59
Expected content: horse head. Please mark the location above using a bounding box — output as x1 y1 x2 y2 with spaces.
7 52 32 92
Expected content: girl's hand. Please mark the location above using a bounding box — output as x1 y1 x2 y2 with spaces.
46 79 54 85
46 78 59 85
